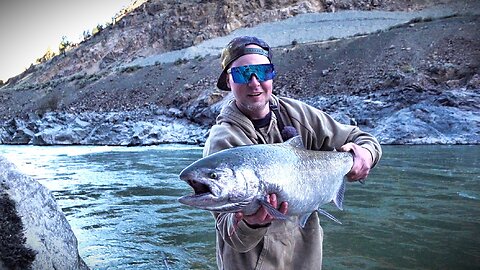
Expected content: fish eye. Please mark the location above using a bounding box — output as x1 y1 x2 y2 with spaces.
209 172 218 179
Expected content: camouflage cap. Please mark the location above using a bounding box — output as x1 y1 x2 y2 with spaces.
217 36 273 90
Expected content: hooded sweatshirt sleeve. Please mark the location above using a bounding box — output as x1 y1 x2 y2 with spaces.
214 212 268 252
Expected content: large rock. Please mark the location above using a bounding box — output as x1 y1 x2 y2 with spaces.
304 88 480 145
0 156 89 270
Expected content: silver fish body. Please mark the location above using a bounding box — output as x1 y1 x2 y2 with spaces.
178 136 353 225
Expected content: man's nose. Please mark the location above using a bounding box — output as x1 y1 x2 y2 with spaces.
247 74 260 86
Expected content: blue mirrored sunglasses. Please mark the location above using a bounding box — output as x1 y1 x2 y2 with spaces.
227 64 276 84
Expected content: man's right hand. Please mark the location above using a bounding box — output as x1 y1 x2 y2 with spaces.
234 193 288 228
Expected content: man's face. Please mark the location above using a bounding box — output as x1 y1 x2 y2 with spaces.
227 45 273 120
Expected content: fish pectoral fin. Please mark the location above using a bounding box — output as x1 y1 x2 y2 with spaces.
317 208 342 224
258 199 288 220
228 215 240 237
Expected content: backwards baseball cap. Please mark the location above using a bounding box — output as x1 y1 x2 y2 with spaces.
217 36 273 91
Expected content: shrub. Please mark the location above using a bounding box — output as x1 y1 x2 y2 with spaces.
36 47 56 64
174 58 188 65
58 36 71 55
92 24 104 35
120 65 142 73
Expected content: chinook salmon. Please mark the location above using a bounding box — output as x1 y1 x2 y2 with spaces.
178 136 354 226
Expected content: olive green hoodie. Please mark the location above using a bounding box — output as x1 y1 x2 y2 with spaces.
203 95 381 270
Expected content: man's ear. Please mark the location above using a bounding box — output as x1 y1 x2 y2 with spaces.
226 76 231 89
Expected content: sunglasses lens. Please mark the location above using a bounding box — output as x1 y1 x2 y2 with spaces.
230 64 276 84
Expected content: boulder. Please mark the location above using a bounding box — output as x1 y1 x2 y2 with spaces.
0 156 89 270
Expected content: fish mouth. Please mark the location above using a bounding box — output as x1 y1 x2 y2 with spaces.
178 177 251 212
179 168 216 197
186 179 213 197
178 179 218 209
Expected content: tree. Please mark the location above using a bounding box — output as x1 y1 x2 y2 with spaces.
59 36 71 55
92 24 104 36
83 30 91 41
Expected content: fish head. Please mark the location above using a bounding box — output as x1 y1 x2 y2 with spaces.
178 155 257 213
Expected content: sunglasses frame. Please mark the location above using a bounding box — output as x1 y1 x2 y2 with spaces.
227 64 276 84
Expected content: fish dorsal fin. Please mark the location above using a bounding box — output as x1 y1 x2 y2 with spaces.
334 179 346 210
284 135 304 148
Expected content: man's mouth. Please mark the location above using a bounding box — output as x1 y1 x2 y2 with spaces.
248 92 262 97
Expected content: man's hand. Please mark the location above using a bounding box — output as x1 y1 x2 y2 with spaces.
234 194 288 228
340 143 373 182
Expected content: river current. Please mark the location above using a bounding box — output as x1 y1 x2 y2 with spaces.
0 145 478 270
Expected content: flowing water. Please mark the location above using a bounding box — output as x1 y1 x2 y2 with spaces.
0 145 478 270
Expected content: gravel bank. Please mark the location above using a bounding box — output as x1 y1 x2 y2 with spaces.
125 1 480 68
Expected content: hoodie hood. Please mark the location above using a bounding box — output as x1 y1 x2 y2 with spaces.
216 95 282 142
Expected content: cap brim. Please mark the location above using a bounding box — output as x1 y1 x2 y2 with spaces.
217 69 230 91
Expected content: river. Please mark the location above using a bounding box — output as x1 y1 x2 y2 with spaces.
0 145 478 270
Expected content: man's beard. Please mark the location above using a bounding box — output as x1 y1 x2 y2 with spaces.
244 100 268 113
235 98 269 119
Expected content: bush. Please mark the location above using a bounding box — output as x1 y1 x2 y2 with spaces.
174 58 188 65
92 24 104 36
83 30 91 41
36 47 56 64
120 65 142 73
58 36 71 55
0 194 36 269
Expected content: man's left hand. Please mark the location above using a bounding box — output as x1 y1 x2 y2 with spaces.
340 143 373 182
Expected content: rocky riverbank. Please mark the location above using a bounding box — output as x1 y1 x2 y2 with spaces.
1 85 478 146
0 107 208 146
305 88 480 144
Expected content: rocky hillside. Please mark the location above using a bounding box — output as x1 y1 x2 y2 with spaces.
0 0 479 145
2 0 455 87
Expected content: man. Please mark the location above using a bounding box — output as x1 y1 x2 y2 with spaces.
203 36 382 270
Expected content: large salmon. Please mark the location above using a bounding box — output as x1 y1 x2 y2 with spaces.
178 136 353 226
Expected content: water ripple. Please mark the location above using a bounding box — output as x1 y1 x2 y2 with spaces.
1 144 478 270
